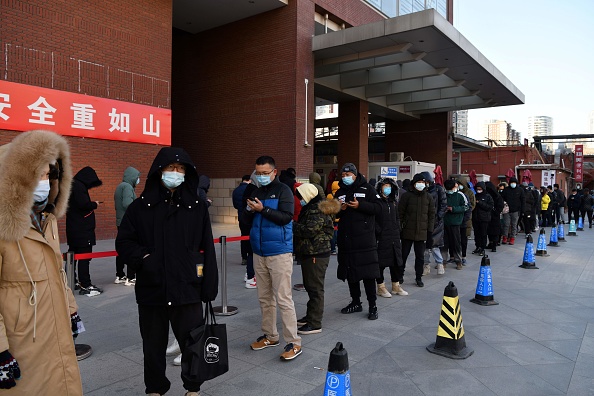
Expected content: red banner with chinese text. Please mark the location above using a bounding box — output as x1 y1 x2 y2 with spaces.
0 80 171 145
575 145 583 183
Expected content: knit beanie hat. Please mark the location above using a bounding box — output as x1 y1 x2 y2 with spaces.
340 163 357 175
296 183 319 204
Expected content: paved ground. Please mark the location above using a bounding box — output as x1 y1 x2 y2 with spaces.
69 223 594 395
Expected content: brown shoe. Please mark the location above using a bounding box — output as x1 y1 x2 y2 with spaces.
456 262 463 270
250 335 279 350
280 343 302 361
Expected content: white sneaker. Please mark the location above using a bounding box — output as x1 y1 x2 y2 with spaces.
244 273 248 282
124 278 136 286
166 339 180 356
437 263 445 275
114 276 128 284
245 277 257 289
422 264 431 276
173 353 182 366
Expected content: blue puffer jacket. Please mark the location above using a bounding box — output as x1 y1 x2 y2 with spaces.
242 178 294 257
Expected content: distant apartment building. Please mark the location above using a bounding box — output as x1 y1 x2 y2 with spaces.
527 116 553 148
482 119 508 145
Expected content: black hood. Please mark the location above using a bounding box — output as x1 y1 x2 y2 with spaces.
74 166 102 189
375 177 398 199
143 147 198 199
475 181 487 192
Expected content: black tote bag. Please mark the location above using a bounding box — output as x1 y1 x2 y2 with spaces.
182 301 229 382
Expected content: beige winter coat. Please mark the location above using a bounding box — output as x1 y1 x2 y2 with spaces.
0 131 82 395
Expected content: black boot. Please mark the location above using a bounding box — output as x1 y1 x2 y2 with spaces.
368 306 378 320
341 301 363 314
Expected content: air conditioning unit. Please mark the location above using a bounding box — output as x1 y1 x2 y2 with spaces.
389 152 404 162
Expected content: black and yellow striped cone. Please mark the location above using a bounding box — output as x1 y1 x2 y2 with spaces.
427 281 473 359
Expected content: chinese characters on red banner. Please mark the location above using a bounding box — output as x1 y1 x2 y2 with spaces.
575 145 583 183
0 80 171 145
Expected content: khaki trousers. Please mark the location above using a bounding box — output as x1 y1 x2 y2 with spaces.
254 253 301 345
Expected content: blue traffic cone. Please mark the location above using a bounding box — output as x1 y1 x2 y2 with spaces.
536 228 549 256
558 222 566 241
568 220 577 236
577 217 584 231
324 343 351 396
548 223 558 247
470 255 498 306
520 234 539 269
427 281 473 359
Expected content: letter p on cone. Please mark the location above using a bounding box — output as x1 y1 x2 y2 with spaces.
324 342 351 396
427 281 473 359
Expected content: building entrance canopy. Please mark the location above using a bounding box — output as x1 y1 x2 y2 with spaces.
313 9 524 121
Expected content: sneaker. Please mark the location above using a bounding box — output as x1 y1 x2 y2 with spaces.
368 306 378 320
244 273 248 282
478 248 485 256
461 258 467 266
456 262 463 270
340 301 363 314
472 248 480 254
415 279 424 287
280 343 302 361
173 353 182 366
376 283 391 298
391 282 409 296
509 238 515 245
166 339 180 355
330 250 337 255
245 277 257 289
114 276 128 284
297 317 308 326
79 285 103 296
74 282 81 291
124 278 136 286
293 283 306 292
502 236 508 244
446 258 455 263
437 263 445 275
297 324 322 335
422 264 430 276
251 335 279 350
185 392 200 396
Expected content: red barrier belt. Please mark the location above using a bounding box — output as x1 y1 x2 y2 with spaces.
71 235 251 260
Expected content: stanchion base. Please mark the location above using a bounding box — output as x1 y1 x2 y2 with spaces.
535 251 549 257
470 298 499 306
426 343 474 359
213 305 238 316
75 344 93 361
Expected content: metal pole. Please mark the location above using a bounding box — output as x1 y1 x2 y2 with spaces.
213 235 238 316
66 251 76 291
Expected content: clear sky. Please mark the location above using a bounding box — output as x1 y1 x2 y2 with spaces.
453 0 594 140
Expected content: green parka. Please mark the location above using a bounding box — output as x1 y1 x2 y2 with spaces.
293 196 341 259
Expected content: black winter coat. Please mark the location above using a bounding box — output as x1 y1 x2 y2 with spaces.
116 147 218 306
501 185 525 213
375 191 403 269
472 182 494 223
66 166 102 247
398 188 435 241
426 183 447 248
335 174 382 282
567 193 582 210
486 182 504 235
581 194 594 211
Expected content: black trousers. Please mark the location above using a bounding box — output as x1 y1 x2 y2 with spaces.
444 225 462 263
69 245 92 287
581 210 593 225
239 222 252 260
569 208 580 222
138 303 204 395
473 221 488 249
460 226 468 257
348 279 376 307
401 239 425 280
116 226 136 279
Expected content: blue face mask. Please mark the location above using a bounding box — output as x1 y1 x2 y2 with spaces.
382 187 392 196
342 176 354 186
299 199 307 207
510 183 517 188
447 190 455 195
256 175 271 186
161 171 185 189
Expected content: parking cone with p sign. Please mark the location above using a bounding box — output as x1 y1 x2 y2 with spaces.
427 281 473 359
470 255 498 306
578 216 584 231
324 342 351 396
536 228 549 256
558 222 566 241
520 234 539 269
568 220 577 236
548 223 558 246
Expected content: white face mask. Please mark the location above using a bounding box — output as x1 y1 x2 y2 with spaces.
414 182 426 191
33 179 51 202
161 171 185 189
136 177 141 186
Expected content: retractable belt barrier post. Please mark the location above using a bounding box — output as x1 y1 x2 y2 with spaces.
65 251 76 291
213 236 239 316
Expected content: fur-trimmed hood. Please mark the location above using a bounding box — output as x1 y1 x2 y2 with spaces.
0 130 72 241
318 198 341 215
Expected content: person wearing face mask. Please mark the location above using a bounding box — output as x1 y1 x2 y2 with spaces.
500 177 525 245
420 171 447 276
0 130 83 394
398 173 435 287
443 179 466 269
567 188 582 223
293 183 340 334
374 178 408 297
471 182 494 256
116 147 218 396
447 180 473 265
114 166 141 286
66 166 104 296
241 156 303 361
334 163 383 319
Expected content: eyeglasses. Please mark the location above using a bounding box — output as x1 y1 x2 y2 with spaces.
255 169 274 176
163 164 186 172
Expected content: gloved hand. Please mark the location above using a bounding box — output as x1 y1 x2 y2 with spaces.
71 311 85 339
0 350 21 389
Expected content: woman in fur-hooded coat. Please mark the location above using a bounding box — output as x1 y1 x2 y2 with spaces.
0 130 82 395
